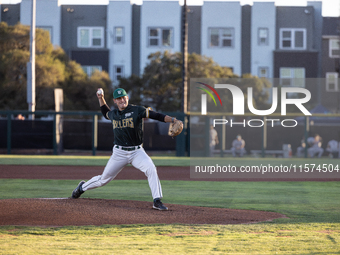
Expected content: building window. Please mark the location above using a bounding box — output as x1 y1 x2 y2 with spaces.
279 28 306 50
77 27 104 48
209 28 234 48
329 39 340 58
258 28 269 46
114 65 124 83
38 26 52 43
326 72 339 91
258 67 269 78
279 68 305 87
114 27 124 44
81 65 102 76
148 28 173 47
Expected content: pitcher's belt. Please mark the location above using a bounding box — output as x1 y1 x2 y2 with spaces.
115 145 141 151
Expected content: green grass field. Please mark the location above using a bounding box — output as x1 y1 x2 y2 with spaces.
0 155 339 254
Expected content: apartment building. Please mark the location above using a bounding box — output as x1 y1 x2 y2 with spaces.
201 1 242 75
250 2 276 79
1 0 338 107
321 17 340 112
107 0 133 83
61 4 109 75
20 0 61 47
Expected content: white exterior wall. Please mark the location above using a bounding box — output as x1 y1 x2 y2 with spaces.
140 1 181 74
20 0 61 47
201 1 242 75
251 2 276 78
107 0 132 81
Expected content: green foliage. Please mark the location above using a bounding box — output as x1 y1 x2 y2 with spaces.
119 51 237 111
118 51 270 112
0 22 112 111
188 52 236 79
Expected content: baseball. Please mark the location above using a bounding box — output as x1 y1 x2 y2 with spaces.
97 88 104 96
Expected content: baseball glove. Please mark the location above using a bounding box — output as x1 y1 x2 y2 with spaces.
168 120 183 137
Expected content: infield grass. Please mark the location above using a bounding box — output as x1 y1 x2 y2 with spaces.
0 156 339 254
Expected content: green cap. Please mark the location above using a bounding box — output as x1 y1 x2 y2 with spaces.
113 88 128 99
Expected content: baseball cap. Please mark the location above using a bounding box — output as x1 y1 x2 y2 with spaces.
113 88 128 99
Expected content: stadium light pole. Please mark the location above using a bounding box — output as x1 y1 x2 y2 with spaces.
27 0 36 120
181 0 188 114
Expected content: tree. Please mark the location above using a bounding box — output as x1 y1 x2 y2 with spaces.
118 51 270 112
0 22 112 111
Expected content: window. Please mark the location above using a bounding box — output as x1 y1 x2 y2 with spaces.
77 27 104 48
326 72 339 91
329 39 340 58
81 66 102 76
38 26 52 43
280 68 305 87
114 27 124 44
258 28 269 46
279 28 306 50
258 67 269 78
209 28 234 48
114 65 124 83
148 28 173 47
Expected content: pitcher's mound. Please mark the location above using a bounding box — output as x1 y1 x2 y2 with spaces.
0 198 286 226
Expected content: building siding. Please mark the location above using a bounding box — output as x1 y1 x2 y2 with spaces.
1 4 20 26
201 1 242 75
20 0 61 46
61 5 107 53
187 5 201 55
107 1 132 80
241 4 251 75
140 1 181 75
251 2 276 78
131 4 141 76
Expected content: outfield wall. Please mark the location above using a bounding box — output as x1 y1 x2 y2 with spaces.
1 116 339 157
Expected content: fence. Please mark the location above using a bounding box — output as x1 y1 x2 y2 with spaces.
0 110 187 156
1 110 340 157
189 113 340 158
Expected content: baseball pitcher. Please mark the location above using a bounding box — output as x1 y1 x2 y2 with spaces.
71 88 183 210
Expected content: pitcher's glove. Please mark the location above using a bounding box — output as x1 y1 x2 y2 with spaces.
168 119 183 137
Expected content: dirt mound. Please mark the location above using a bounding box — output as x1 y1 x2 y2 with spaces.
0 198 285 226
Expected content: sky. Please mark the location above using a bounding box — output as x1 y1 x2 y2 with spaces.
1 0 339 17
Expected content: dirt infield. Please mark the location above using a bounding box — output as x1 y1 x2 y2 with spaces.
0 198 285 226
0 165 287 226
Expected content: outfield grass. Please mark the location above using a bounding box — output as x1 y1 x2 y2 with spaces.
0 223 339 254
0 156 339 254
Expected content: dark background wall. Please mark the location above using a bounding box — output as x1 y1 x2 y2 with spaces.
0 119 176 152
2 118 339 156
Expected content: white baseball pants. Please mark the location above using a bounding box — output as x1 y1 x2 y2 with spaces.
82 146 163 199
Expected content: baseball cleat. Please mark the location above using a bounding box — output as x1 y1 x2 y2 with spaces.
153 198 168 211
71 180 85 199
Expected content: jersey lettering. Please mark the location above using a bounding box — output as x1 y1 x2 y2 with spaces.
113 117 134 129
